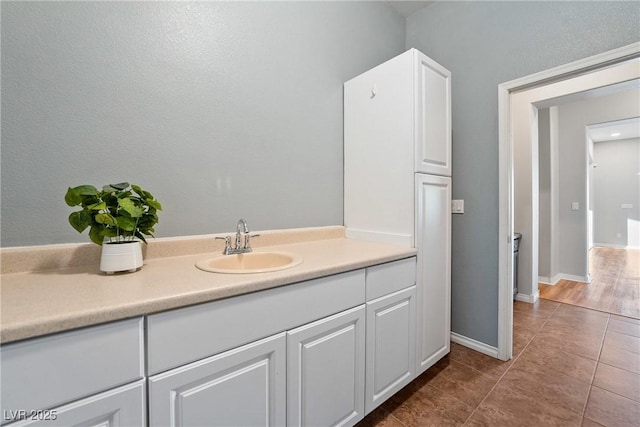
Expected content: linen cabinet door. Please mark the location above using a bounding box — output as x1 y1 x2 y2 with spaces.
414 51 452 177
365 286 416 414
287 305 366 427
416 174 452 374
148 333 286 427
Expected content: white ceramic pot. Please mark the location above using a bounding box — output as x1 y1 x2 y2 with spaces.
100 241 143 274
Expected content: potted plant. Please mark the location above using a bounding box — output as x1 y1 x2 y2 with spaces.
65 182 162 273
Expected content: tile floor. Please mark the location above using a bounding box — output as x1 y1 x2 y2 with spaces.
357 299 640 427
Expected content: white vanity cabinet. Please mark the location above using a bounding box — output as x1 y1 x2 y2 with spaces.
287 306 366 427
1 256 417 427
146 260 417 427
146 269 367 427
0 318 145 426
364 258 417 414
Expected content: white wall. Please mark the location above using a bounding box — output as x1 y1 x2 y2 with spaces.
593 138 640 248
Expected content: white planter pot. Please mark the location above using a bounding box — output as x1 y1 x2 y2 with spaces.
100 241 143 274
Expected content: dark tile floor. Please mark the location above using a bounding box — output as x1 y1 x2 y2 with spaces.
357 299 640 427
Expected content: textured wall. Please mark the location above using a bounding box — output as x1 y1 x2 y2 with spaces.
1 1 405 246
593 138 640 248
407 1 640 346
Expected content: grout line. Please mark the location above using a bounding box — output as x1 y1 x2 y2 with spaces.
583 385 594 419
379 405 410 427
462 302 561 425
581 314 611 416
591 383 640 405
598 359 640 375
388 413 408 427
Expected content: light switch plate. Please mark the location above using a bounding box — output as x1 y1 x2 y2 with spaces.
452 200 464 214
621 204 633 209
571 202 580 211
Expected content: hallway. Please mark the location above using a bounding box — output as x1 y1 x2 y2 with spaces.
358 300 640 426
539 247 640 319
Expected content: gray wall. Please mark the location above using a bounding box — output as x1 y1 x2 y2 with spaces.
538 108 551 278
1 1 405 247
406 1 640 346
593 138 640 248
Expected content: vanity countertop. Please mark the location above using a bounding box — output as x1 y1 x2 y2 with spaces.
0 236 416 344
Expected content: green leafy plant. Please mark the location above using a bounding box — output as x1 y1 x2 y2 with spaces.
65 182 162 245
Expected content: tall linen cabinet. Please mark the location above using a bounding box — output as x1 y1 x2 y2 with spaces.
344 49 452 377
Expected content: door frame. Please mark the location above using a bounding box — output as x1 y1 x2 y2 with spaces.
496 42 640 361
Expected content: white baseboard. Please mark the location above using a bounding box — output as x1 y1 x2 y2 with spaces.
539 273 591 285
538 276 553 285
554 273 590 284
451 332 499 359
594 243 640 250
539 274 561 285
515 290 539 303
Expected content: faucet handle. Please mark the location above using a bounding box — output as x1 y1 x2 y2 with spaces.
215 236 232 254
244 233 260 250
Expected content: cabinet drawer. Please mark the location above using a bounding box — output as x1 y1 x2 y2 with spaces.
147 269 366 374
6 380 145 427
366 257 416 301
0 318 144 421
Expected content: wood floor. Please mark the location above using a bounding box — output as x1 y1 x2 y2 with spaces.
539 247 640 319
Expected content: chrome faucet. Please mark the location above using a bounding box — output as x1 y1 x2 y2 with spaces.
235 219 249 250
216 219 259 255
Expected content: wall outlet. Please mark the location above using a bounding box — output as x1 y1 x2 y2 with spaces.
616 233 622 238
451 199 464 214
571 202 580 211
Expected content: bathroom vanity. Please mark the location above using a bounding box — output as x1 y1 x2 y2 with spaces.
0 234 417 427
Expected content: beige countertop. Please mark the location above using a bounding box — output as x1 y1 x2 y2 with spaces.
1 233 415 344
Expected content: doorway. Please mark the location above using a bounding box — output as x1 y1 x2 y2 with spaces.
496 42 640 361
538 116 640 318
535 92 639 288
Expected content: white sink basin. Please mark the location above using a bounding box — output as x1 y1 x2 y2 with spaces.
195 251 303 274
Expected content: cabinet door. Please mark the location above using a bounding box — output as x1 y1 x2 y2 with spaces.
148 333 286 427
416 174 451 374
365 286 416 414
415 51 452 176
287 306 365 427
7 381 145 427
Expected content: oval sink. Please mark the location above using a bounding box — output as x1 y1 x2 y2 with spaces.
195 251 303 274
